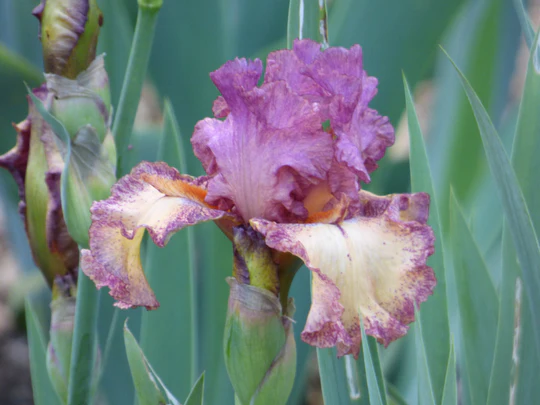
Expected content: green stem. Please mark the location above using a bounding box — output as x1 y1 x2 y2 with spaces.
187 228 198 382
113 4 161 176
67 269 100 405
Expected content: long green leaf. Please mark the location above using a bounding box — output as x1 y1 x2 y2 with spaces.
317 348 351 405
488 28 540 405
139 100 197 400
440 342 456 405
404 74 449 404
25 297 61 405
360 322 387 405
124 322 180 405
184 373 205 405
449 192 499 405
512 0 534 48
428 0 517 234
414 309 436 405
446 48 540 359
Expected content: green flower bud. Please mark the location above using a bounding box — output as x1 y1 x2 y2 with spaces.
0 86 80 286
33 0 104 78
225 227 296 405
28 56 117 249
224 278 296 405
46 55 111 143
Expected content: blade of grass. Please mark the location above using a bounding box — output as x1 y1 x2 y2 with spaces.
513 0 534 48
404 74 449 404
449 192 499 405
488 28 540 405
184 373 205 405
138 100 197 399
124 321 181 405
317 348 351 405
360 321 387 405
440 341 456 405
428 0 518 234
25 297 61 405
445 47 540 359
414 309 436 405
113 0 162 176
124 322 167 405
387 383 409 405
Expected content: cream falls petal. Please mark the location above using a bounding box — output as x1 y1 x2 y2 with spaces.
251 192 435 358
81 161 233 309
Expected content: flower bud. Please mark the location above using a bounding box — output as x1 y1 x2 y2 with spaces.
29 55 116 248
224 278 296 405
46 54 111 143
0 87 79 286
225 227 296 405
33 0 104 78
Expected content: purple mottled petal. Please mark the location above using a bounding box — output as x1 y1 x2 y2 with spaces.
334 107 394 182
193 78 333 223
0 119 31 223
251 190 435 358
265 39 394 187
212 96 230 118
81 161 231 309
209 58 262 114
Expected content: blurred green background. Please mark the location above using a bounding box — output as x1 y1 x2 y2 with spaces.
1 0 538 404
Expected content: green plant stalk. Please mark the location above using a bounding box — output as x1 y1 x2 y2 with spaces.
113 4 161 176
67 269 100 405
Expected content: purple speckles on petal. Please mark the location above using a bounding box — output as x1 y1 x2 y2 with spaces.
251 190 435 358
81 161 232 309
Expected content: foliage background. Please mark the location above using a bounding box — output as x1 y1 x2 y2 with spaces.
0 0 537 404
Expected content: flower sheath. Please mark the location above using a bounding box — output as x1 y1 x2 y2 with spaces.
81 39 436 358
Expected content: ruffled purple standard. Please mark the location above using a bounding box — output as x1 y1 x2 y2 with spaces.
193 58 334 223
193 40 394 226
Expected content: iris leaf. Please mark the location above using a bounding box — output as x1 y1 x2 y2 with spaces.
445 47 540 361
512 0 534 49
449 192 499 405
360 322 387 405
124 322 181 405
184 373 205 405
25 297 61 405
440 341 456 405
413 309 436 405
317 348 351 405
488 28 540 405
404 74 449 403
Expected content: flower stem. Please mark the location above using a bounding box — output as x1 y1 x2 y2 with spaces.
67 268 100 405
113 2 161 176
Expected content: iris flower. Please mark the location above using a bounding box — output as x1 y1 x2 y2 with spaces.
81 39 435 358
